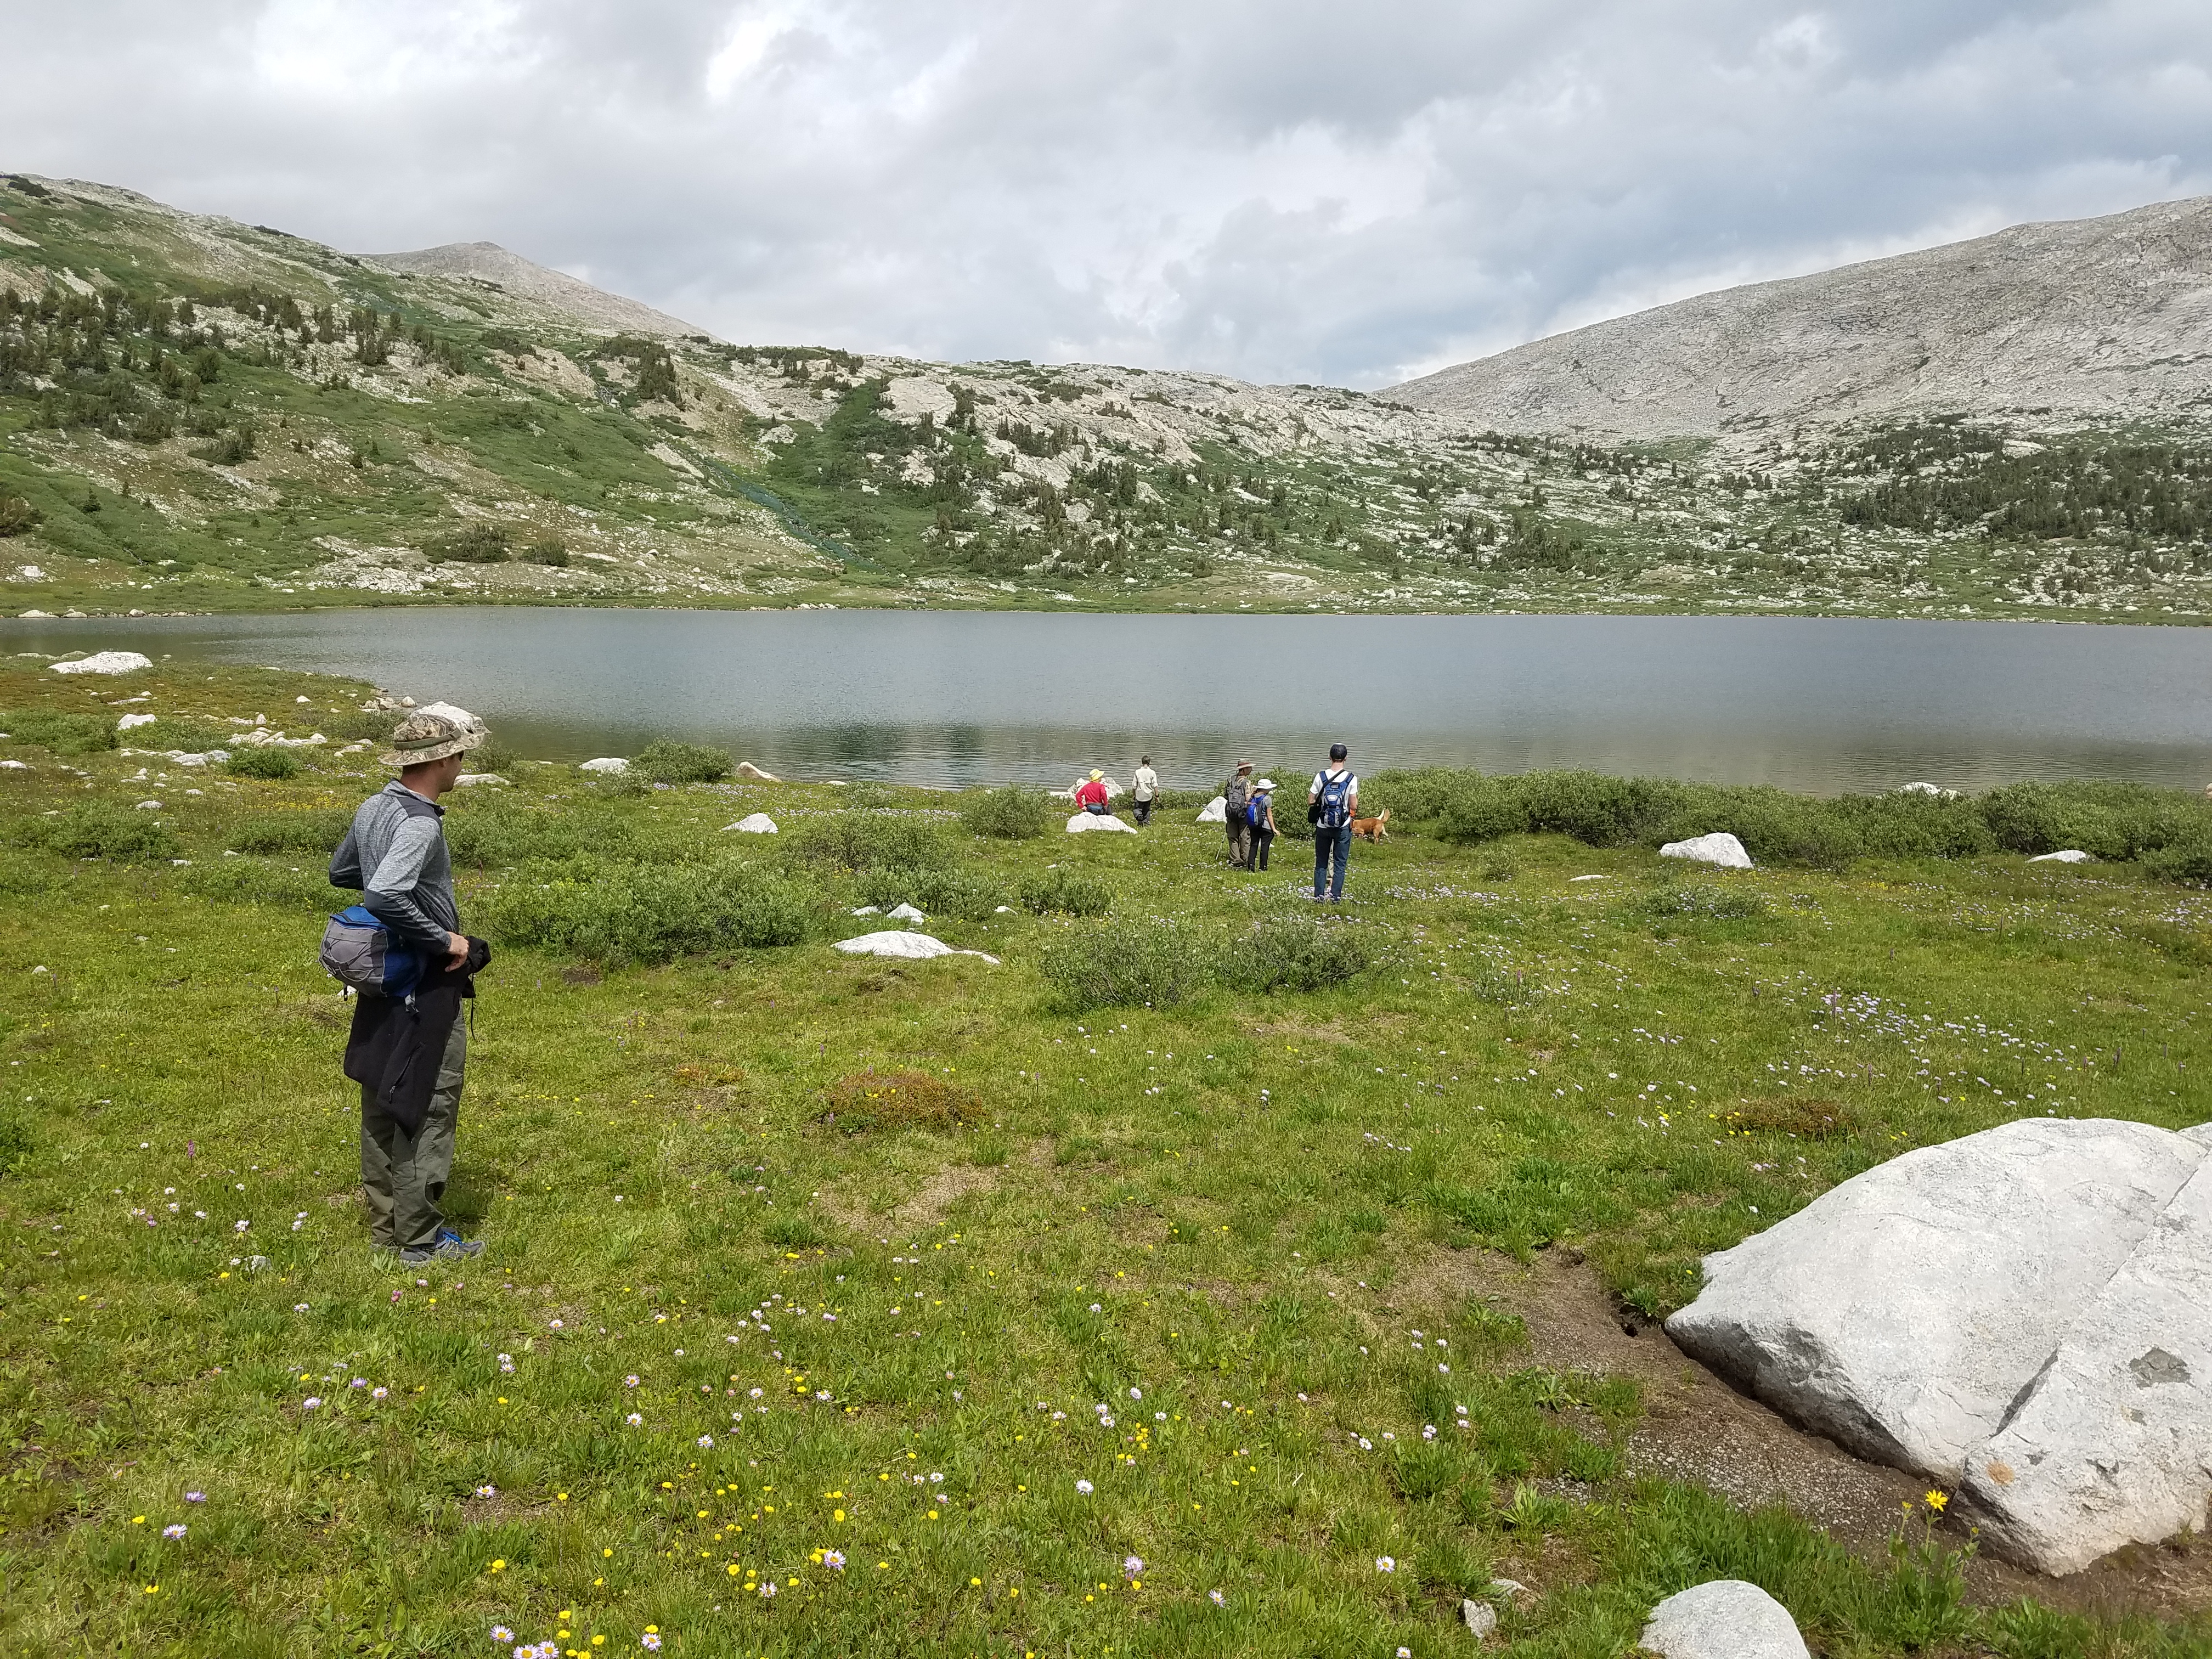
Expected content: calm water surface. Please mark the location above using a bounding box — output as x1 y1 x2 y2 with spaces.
5 608 2208 794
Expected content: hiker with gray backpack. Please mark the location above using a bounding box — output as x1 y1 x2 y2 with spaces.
323 710 493 1264
1223 758 1255 868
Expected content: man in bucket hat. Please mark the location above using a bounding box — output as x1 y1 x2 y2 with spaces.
329 710 490 1262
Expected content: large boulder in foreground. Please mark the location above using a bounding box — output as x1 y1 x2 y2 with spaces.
1961 1158 2212 1573
1640 1581 1809 1659
1658 831 1753 868
1667 1118 2211 1574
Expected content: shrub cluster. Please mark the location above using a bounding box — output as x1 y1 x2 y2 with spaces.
1630 882 1769 924
1218 913 1376 995
225 747 305 780
957 783 1054 840
786 811 956 874
1038 918 1210 1011
1018 867 1112 917
1370 766 2212 876
10 802 178 862
856 865 1008 921
132 715 230 753
634 740 732 785
0 709 116 755
183 856 334 911
230 808 352 855
483 858 817 965
425 522 511 563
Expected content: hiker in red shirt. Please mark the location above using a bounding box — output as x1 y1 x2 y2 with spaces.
1075 770 1112 815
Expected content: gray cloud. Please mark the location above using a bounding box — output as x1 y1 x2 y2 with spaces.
4 0 2209 386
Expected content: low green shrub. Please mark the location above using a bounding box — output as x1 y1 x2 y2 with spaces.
0 709 116 755
483 858 817 965
856 865 1008 921
1980 780 2212 860
0 1109 30 1177
183 856 334 911
226 747 304 780
958 783 1054 840
0 851 57 895
1218 913 1378 994
522 533 569 567
230 808 352 855
2141 830 2212 885
1632 882 1769 922
786 811 956 874
468 737 521 775
634 740 732 785
446 801 640 869
127 715 230 753
1038 917 1206 1010
11 803 178 862
426 522 510 563
1019 867 1111 917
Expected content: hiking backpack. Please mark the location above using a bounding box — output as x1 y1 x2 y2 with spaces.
1245 793 1268 826
1314 769 1355 830
320 906 425 1001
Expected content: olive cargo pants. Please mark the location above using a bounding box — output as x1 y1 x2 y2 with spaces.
360 1018 466 1251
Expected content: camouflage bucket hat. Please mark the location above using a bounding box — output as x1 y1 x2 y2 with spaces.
380 711 487 768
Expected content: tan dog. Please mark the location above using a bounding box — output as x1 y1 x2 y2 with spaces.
1351 808 1391 843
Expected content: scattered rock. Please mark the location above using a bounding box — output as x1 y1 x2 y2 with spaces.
1570 873 1610 882
18 609 51 618
886 902 927 923
993 905 1013 913
1639 1580 1809 1659
2030 849 2092 862
1068 812 1136 834
0 759 29 771
1196 796 1227 823
578 757 628 774
1899 781 1959 798
1460 1599 1497 1637
454 773 508 787
116 712 157 731
850 905 880 916
1658 831 1753 869
133 800 163 810
734 761 781 781
724 812 777 833
832 931 998 965
1667 1118 2212 1573
50 650 152 676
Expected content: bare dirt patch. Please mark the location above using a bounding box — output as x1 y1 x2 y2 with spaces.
1387 1245 2212 1620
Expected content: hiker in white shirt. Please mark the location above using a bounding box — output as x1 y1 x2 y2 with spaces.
1131 755 1159 827
1308 742 1358 901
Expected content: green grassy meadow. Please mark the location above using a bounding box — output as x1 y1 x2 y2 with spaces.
1 661 2209 1657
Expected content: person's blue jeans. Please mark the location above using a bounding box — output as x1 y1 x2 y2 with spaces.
1314 823 1353 899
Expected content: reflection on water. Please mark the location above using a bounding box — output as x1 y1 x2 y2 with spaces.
5 607 2209 794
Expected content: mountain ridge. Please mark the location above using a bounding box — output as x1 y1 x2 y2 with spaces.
362 241 713 341
1390 196 2212 438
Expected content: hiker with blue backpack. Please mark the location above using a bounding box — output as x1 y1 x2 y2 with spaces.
325 710 492 1265
1246 778 1279 871
1309 742 1358 901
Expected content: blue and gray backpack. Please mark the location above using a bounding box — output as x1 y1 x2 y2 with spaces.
319 906 425 1001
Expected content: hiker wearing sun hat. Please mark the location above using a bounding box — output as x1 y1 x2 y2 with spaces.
329 709 492 1263
1074 769 1113 816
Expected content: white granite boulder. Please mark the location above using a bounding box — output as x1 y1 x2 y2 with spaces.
1658 831 1753 869
2030 849 2092 863
832 930 998 964
724 812 777 833
578 757 629 774
415 700 484 731
1639 1581 1808 1659
1067 811 1136 833
1961 1158 2212 1573
51 650 152 675
1667 1118 2212 1573
885 902 927 923
735 761 780 781
116 712 157 731
454 772 508 787
1196 797 1228 823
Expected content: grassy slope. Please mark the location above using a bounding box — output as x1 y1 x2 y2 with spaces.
0 662 2206 1657
6 176 2212 623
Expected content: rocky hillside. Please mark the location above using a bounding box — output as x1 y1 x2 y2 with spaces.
1390 197 2212 439
3 172 2210 624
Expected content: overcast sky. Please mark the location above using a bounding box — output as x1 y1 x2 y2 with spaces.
6 1 2209 387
